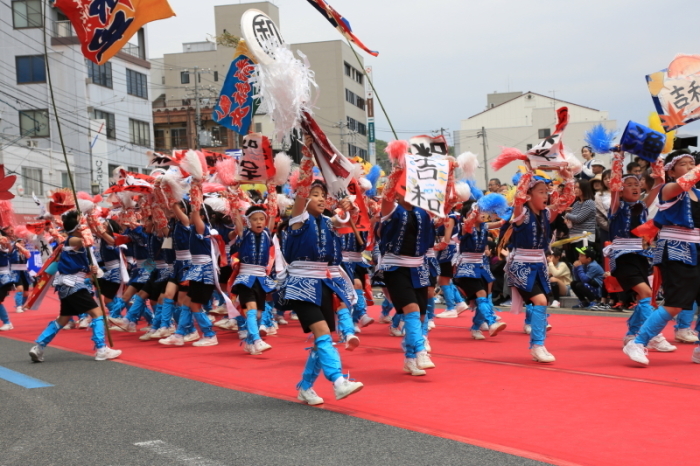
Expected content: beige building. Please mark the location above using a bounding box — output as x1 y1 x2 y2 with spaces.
150 2 368 158
454 92 616 188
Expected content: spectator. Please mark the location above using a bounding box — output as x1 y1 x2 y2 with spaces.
642 171 659 218
590 174 603 194
579 146 595 180
595 169 611 245
571 246 604 309
488 178 502 193
498 184 510 195
547 248 571 308
634 156 650 173
565 179 597 250
550 184 570 241
590 160 606 176
626 161 642 176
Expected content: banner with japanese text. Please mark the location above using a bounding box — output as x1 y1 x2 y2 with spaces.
213 49 257 135
409 135 449 157
647 55 700 132
404 155 449 217
54 0 175 65
236 133 274 183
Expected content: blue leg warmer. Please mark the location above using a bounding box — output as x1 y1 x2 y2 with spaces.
352 293 367 323
175 306 193 336
193 311 216 338
235 315 246 331
529 305 548 347
107 297 124 319
140 302 154 326
422 314 430 337
35 320 61 347
0 304 9 324
524 304 533 326
381 298 393 317
426 297 435 320
402 312 424 358
90 316 107 349
635 307 673 346
442 284 456 310
451 283 465 305
14 291 23 309
160 298 175 330
627 297 654 336
675 308 694 330
476 296 498 326
314 334 343 383
245 309 260 343
390 313 404 329
261 304 274 329
296 348 321 391
336 307 355 341
150 304 162 331
125 295 146 324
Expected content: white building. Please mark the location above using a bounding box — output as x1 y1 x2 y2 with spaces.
454 92 616 188
0 1 156 219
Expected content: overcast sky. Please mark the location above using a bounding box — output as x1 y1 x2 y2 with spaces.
148 0 700 146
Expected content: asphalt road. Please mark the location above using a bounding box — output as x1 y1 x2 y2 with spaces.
0 337 546 466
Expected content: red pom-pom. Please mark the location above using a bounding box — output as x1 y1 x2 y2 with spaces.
491 147 528 171
386 140 409 166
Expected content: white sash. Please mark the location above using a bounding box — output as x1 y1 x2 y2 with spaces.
239 264 267 277
658 226 700 243
380 253 425 268
287 261 329 279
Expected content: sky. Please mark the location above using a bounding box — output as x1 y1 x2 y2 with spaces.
148 0 700 146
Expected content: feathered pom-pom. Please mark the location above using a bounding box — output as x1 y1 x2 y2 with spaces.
14 225 33 241
563 147 583 175
364 165 381 197
289 167 301 191
277 194 293 211
282 183 292 197
161 172 186 203
456 152 479 180
454 181 472 202
386 140 409 166
584 124 617 155
465 179 483 201
350 163 364 181
77 191 92 201
203 183 226 194
181 150 204 181
512 171 523 185
272 152 293 186
215 157 238 186
196 150 208 175
358 177 372 192
478 193 511 219
491 147 528 171
77 198 95 214
204 197 227 213
648 112 676 154
113 166 126 179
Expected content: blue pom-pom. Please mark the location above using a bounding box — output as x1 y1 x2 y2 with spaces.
584 124 618 155
512 171 522 185
364 165 381 197
465 179 483 201
312 166 321 176
477 193 509 217
282 184 292 196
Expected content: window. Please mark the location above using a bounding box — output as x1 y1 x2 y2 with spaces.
93 109 116 140
343 62 364 84
12 1 42 28
16 55 46 84
180 71 190 84
61 172 70 188
210 126 228 147
526 144 533 151
22 167 43 195
128 166 139 173
344 62 351 77
347 145 367 159
154 129 166 149
129 119 150 147
347 117 366 135
126 69 147 98
108 164 119 182
87 60 112 88
357 122 367 136
171 128 187 148
345 89 365 110
538 128 551 139
214 71 218 82
19 109 49 137
142 168 150 175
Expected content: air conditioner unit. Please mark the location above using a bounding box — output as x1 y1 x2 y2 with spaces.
26 140 38 148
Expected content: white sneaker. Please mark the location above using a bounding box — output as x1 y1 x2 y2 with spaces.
675 328 699 343
265 325 278 336
111 321 136 333
0 323 14 331
140 325 152 333
378 314 392 324
546 324 553 332
480 322 489 331
214 318 230 328
692 347 700 364
435 309 458 318
359 314 374 328
523 324 532 335
255 340 272 352
455 301 468 314
184 330 200 342
423 337 432 353
244 341 261 355
63 321 76 330
192 335 218 347
95 346 122 361
354 324 362 334
158 334 184 346
550 300 560 308
333 377 364 400
416 350 435 370
78 317 92 329
150 327 168 339
403 358 426 376
276 315 288 325
298 387 324 405
471 329 485 340
212 305 228 315
139 330 156 341
259 325 268 337
290 312 299 321
108 317 129 331
221 319 239 331
623 340 649 366
15 306 24 313
648 334 677 352
389 326 404 337
345 334 360 351
207 314 215 323
622 334 635 348
427 319 435 330
488 321 507 337
29 345 44 362
531 344 556 363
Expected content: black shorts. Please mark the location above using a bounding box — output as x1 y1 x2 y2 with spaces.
454 276 488 301
141 275 167 300
219 265 233 285
384 267 428 314
129 282 145 292
289 284 335 334
187 281 216 305
0 283 13 302
97 279 120 300
515 278 546 303
611 254 649 291
60 289 98 316
354 266 368 285
235 281 266 311
660 258 700 310
439 261 454 278
429 275 437 287
15 273 30 289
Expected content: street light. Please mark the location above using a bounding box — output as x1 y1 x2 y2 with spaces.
91 181 100 196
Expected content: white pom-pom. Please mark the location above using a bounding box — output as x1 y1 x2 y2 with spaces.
455 181 472 202
204 197 227 214
350 163 364 181
456 152 479 180
272 152 293 186
277 194 293 211
358 178 372 192
77 199 95 214
563 147 583 175
181 150 204 181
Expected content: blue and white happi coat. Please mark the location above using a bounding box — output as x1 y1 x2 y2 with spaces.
652 187 700 266
181 224 215 285
0 247 13 286
9 244 30 285
53 237 93 299
506 205 551 294
126 226 154 285
100 238 124 284
233 228 276 292
604 199 651 272
455 222 494 282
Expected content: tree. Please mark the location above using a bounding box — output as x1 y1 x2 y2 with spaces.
375 139 390 172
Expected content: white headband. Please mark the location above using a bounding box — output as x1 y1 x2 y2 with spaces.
664 154 694 172
245 209 268 227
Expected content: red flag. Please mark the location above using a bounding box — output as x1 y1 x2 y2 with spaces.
306 0 378 57
54 0 175 65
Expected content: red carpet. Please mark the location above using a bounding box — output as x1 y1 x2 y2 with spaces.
2 294 698 466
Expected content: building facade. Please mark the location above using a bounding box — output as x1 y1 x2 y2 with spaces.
0 1 156 218
454 92 616 187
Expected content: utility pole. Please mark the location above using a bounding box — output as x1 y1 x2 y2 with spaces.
477 126 488 188
182 66 212 149
334 120 348 156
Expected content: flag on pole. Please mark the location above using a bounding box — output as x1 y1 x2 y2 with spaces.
213 40 258 135
54 0 175 65
306 0 378 57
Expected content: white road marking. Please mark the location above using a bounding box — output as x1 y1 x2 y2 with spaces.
134 440 226 466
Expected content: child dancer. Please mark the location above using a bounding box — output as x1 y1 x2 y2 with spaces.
623 150 700 365
29 211 121 362
0 232 14 331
